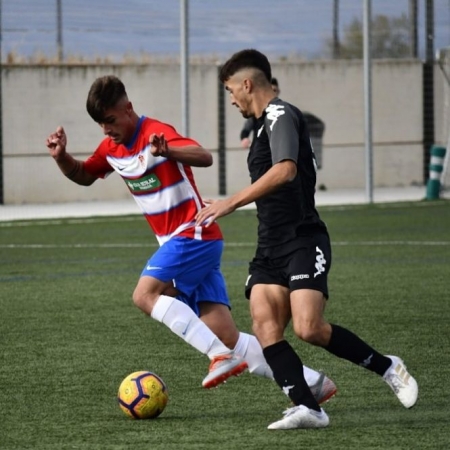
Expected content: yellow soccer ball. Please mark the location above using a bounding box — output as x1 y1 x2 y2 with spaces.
118 371 168 419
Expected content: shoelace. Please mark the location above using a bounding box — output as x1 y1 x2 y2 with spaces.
386 373 402 393
283 406 300 417
208 355 231 370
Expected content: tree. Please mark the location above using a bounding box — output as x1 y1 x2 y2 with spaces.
326 13 411 59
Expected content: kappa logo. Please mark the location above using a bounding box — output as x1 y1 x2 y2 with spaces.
265 104 285 130
360 353 373 368
314 246 326 278
291 274 309 281
282 384 295 396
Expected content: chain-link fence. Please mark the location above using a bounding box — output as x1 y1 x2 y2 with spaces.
0 0 449 205
2 0 449 63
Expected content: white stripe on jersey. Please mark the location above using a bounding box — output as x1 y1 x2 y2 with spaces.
156 221 196 246
132 182 194 216
176 161 203 210
106 145 161 177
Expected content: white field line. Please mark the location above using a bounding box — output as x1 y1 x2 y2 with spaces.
0 199 448 228
1 241 449 249
0 217 138 227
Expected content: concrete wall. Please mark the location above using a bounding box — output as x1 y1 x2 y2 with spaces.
1 59 444 204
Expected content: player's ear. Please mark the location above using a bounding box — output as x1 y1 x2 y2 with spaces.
126 101 133 115
243 78 253 93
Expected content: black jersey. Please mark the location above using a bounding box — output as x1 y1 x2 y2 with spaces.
247 98 327 252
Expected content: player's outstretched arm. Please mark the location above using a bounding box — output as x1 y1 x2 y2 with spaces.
46 126 97 186
195 159 296 226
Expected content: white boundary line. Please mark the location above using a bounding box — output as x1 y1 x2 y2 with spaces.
1 198 449 228
1 241 449 249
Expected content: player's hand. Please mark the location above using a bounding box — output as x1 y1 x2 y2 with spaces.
195 198 236 227
46 126 67 160
149 133 169 157
241 137 251 149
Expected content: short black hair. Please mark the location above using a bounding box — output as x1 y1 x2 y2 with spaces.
86 75 128 123
219 49 272 84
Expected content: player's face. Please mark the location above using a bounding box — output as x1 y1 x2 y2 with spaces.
224 76 253 118
98 100 135 144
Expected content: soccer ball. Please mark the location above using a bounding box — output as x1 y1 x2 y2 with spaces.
117 371 168 419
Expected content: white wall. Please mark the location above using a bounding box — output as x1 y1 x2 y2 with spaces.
1 59 442 204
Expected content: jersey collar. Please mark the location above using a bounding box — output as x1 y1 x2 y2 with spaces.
125 116 145 150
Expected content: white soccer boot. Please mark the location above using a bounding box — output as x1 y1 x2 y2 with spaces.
383 355 418 408
267 405 329 430
309 372 337 404
202 352 248 389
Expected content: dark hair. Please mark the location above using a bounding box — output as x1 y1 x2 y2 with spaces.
219 49 272 84
271 77 278 86
86 75 128 122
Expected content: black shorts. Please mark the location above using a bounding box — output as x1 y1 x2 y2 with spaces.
245 232 332 299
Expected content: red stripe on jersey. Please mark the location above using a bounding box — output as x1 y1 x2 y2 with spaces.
143 197 222 240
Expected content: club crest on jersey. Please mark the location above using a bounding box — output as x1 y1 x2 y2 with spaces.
265 104 285 130
125 173 161 193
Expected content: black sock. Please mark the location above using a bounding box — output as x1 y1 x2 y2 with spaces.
263 340 320 411
324 324 391 376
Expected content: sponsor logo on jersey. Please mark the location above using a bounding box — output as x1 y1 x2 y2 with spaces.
125 173 161 193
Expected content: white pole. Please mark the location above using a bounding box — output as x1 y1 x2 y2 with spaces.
363 0 373 203
180 0 189 137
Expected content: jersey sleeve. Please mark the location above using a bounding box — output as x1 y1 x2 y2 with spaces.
157 121 201 148
83 141 114 179
265 102 301 165
240 117 255 140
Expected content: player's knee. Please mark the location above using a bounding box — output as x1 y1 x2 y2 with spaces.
132 289 156 315
293 323 328 346
251 320 283 347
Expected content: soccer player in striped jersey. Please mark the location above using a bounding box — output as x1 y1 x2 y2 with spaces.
196 49 418 429
45 75 336 400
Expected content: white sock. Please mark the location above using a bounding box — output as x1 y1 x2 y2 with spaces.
234 333 273 378
151 295 230 359
303 365 321 386
234 332 321 386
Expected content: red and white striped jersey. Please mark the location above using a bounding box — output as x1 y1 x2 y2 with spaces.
83 116 222 245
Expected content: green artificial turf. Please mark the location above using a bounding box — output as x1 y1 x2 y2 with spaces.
1 200 449 449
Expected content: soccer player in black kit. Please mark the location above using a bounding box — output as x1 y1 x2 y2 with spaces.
196 49 418 430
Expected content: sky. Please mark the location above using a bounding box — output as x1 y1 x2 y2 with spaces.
2 0 449 62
